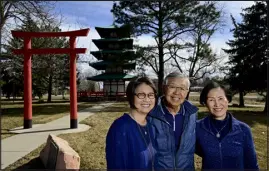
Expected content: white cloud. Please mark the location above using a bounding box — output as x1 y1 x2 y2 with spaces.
1 1 256 80
55 1 256 75
58 24 102 73
83 1 114 11
222 1 255 18
134 35 157 47
59 24 100 51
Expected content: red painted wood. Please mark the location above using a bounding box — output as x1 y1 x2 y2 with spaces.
23 37 32 123
13 48 87 55
11 29 89 129
69 36 77 121
11 28 90 38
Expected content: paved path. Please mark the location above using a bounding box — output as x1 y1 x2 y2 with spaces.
191 101 265 107
189 93 263 99
1 102 115 170
1 101 264 169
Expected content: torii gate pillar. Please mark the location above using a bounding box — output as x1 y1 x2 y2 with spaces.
69 37 78 128
11 29 90 129
24 37 32 128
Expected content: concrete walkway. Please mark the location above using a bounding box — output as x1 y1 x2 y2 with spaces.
191 101 265 107
1 102 115 170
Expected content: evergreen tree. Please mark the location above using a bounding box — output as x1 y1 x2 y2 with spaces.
111 1 203 95
3 15 70 101
223 2 267 111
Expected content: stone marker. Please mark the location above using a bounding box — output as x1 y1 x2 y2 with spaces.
40 134 80 170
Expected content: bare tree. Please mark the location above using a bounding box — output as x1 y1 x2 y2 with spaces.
0 1 56 31
111 1 207 95
166 2 225 98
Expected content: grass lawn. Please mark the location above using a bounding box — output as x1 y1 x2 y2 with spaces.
1 99 96 139
5 101 267 170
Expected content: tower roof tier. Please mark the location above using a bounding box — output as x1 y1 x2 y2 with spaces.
91 50 136 61
89 61 136 70
87 73 135 81
95 25 131 39
92 38 133 51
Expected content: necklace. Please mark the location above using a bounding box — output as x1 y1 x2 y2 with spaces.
137 123 154 170
129 114 154 170
140 125 148 135
129 114 148 134
211 118 229 138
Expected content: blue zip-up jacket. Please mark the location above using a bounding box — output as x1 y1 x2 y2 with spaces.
106 113 156 171
196 113 259 170
148 97 198 170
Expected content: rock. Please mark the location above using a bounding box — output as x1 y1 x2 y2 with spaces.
39 134 80 170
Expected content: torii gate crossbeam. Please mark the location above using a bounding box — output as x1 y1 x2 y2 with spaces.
11 28 90 129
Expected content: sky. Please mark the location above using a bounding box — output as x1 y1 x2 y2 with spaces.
51 1 256 77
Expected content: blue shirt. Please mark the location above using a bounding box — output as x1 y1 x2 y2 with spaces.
106 113 156 170
148 97 198 169
161 100 185 150
196 113 259 170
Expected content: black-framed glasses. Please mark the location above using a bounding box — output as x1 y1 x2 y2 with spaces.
134 93 156 99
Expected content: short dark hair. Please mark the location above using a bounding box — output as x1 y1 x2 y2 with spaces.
200 81 231 105
126 76 157 109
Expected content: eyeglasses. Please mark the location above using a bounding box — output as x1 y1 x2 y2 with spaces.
134 93 156 99
166 85 188 92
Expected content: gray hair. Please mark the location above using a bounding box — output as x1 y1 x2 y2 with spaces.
163 72 191 88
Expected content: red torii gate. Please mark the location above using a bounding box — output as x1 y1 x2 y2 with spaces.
11 28 90 129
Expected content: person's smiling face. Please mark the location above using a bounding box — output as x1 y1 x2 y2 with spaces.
206 87 229 120
164 77 189 108
134 83 156 115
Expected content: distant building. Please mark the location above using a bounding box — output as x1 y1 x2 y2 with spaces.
190 86 203 92
87 25 137 97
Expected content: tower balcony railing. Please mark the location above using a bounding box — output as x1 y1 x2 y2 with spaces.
77 91 126 98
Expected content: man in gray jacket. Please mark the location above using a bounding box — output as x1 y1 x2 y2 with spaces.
148 72 198 170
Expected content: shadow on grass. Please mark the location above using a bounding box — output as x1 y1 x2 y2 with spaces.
13 157 45 170
2 128 71 134
2 100 70 105
1 104 71 117
198 110 267 127
100 106 130 113
2 103 95 117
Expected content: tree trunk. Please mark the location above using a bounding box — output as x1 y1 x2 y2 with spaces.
62 90 65 100
263 93 267 113
47 75 52 102
239 90 245 107
158 2 164 96
186 91 190 100
158 47 164 96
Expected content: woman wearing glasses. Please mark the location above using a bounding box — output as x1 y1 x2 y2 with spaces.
196 81 259 170
106 77 157 170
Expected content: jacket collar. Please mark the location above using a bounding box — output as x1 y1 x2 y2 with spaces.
200 112 242 135
148 96 198 120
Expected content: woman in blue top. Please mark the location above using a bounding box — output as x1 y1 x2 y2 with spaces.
106 77 157 170
196 81 259 170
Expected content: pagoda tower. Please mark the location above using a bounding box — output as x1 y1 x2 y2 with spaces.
87 25 137 97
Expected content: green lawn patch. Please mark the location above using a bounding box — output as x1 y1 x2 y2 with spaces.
5 102 267 170
1 101 95 139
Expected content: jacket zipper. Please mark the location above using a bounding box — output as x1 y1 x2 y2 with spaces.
149 111 196 170
219 143 222 168
150 114 175 170
171 127 176 171
173 115 175 131
173 115 176 171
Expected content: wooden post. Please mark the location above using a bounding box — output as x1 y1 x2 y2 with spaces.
69 36 78 128
11 29 89 129
23 37 32 129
